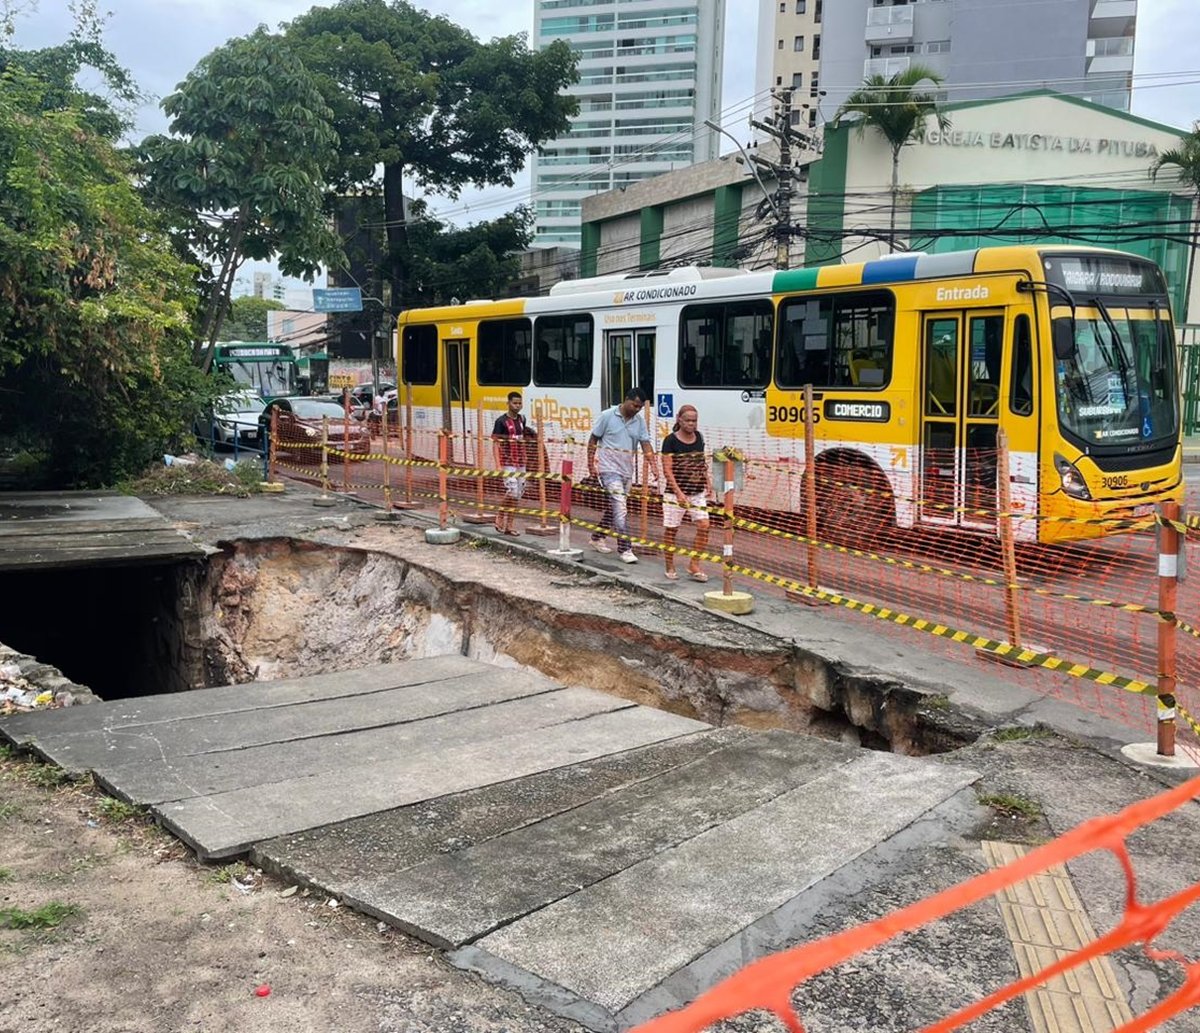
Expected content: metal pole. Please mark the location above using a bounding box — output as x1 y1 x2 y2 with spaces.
773 88 794 271
996 429 1023 649
803 383 818 588
1156 500 1180 757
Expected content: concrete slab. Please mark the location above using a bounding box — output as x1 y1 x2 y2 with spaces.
461 751 979 1021
25 666 563 772
252 726 757 887
155 706 709 859
96 685 636 805
0 491 204 570
348 730 853 949
0 655 485 753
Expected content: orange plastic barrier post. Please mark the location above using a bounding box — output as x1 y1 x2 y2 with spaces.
722 456 735 598
268 405 279 483
404 384 415 507
527 413 556 537
381 404 393 512
1158 499 1180 757
804 383 818 588
320 415 331 494
438 430 449 531
640 401 652 548
342 387 351 492
996 428 1023 648
462 399 493 525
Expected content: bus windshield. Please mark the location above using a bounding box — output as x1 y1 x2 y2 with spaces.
214 345 298 398
1052 303 1178 447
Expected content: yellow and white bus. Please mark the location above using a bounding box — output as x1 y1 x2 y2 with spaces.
395 245 1181 543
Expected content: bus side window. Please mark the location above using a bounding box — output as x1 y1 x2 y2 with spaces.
1009 314 1034 417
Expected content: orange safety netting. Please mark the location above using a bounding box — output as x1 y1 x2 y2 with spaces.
627 773 1200 1033
270 417 1200 744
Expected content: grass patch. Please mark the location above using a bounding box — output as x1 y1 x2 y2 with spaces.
991 726 1052 743
205 861 250 885
922 694 951 711
0 802 22 821
979 792 1042 820
0 868 13 882
96 797 144 823
0 902 81 930
0 744 16 762
121 457 263 498
25 764 71 789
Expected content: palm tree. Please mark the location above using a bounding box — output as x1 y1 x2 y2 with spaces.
835 64 950 251
1150 122 1200 308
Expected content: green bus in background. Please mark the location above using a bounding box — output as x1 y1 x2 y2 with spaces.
212 343 303 399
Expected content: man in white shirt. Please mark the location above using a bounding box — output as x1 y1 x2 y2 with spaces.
586 387 659 563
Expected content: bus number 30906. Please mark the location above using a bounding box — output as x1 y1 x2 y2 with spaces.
768 404 819 424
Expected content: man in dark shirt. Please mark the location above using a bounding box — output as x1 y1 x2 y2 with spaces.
491 391 537 536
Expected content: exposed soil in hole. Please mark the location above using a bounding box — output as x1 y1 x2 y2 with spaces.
194 532 965 754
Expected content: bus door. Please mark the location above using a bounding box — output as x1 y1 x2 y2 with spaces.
602 330 656 410
919 311 1004 532
441 338 470 463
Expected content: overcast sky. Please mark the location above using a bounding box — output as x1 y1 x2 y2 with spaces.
12 0 1199 285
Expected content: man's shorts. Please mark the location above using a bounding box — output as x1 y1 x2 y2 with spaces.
662 491 709 529
503 466 527 500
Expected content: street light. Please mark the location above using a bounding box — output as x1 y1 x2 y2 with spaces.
703 118 780 220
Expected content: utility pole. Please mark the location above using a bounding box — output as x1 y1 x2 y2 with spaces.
749 88 810 271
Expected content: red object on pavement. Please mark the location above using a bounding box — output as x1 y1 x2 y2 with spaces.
254 984 271 998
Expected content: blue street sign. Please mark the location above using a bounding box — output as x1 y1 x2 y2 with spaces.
312 287 363 313
657 392 674 419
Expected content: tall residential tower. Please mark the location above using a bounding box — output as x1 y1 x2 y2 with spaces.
532 0 726 248
757 0 1137 119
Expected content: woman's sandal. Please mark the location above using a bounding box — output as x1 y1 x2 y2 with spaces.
664 569 678 581
687 569 709 582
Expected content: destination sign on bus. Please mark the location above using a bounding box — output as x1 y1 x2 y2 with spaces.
823 400 891 423
223 346 286 359
1043 256 1165 296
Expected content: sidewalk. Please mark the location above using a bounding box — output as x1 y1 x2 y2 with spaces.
1185 433 1200 464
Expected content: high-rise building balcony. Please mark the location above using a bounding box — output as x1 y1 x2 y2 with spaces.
864 55 911 79
864 5 914 44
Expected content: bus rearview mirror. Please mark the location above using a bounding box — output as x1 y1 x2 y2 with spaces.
1052 321 1076 361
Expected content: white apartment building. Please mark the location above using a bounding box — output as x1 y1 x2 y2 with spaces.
757 0 1137 121
532 0 726 249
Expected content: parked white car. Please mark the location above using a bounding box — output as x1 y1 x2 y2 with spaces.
202 389 265 447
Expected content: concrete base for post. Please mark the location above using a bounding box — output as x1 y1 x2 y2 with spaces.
525 525 557 537
425 527 461 545
547 546 583 560
259 482 286 494
374 510 404 522
1119 741 1200 769
312 495 338 508
703 590 755 615
461 513 495 524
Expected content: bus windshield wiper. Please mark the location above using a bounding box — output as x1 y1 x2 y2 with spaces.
1092 296 1133 401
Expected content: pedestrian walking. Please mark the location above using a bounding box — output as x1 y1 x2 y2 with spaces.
492 391 537 536
587 387 659 563
660 404 712 581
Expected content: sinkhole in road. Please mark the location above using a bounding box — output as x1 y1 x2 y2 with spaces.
0 536 970 755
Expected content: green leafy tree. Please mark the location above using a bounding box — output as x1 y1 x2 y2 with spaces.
0 0 140 140
285 0 578 308
1150 122 1200 305
835 65 950 249
138 27 343 371
0 68 209 486
219 296 285 342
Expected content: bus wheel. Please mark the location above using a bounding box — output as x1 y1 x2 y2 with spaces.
815 457 894 546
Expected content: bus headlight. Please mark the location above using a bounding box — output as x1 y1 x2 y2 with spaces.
1054 453 1091 500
